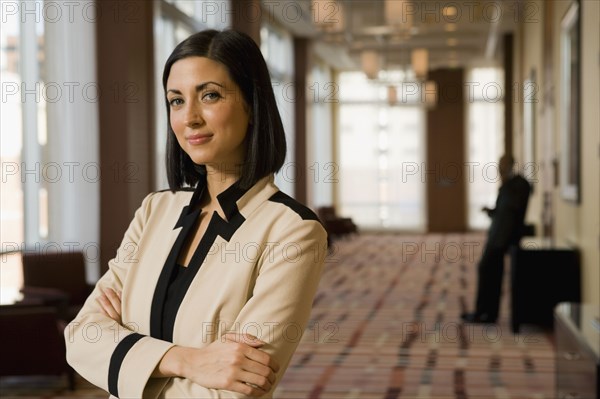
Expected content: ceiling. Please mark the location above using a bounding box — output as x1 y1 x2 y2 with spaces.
268 0 519 72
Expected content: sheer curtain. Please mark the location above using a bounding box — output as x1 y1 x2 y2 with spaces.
260 22 295 197
338 72 425 230
1 0 100 297
466 67 504 230
308 60 334 209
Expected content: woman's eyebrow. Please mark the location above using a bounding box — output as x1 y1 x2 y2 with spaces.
167 81 225 95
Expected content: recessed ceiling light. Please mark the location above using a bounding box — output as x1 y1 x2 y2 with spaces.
447 38 458 46
445 23 457 32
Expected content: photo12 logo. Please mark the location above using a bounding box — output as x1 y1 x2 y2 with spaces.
1 162 139 184
1 1 142 24
2 81 139 104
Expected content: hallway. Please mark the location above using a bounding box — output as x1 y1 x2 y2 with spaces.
276 233 555 398
1 0 598 396
0 233 556 398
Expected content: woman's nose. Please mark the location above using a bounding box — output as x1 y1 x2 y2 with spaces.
184 105 203 128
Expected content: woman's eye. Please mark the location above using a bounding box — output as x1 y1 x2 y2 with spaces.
202 92 221 102
169 98 183 107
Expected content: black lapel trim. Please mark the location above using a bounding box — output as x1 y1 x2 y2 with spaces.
152 176 207 338
150 177 251 342
173 175 207 230
268 191 321 222
151 205 201 339
108 332 144 398
160 210 246 342
217 182 246 221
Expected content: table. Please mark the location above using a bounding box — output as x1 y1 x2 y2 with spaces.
510 238 580 333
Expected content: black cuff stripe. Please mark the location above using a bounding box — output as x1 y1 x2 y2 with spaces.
108 333 145 398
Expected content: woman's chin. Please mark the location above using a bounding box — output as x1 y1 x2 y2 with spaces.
185 151 211 166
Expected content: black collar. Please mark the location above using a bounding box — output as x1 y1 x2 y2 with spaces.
174 172 250 228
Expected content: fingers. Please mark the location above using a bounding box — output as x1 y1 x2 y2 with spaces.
221 332 281 386
97 304 111 319
182 334 281 396
222 332 280 373
225 369 273 396
96 295 119 321
242 345 280 374
103 288 122 312
223 332 264 347
230 380 269 397
96 287 122 322
240 358 277 385
237 370 273 393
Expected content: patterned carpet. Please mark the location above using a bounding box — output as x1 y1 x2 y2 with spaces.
0 233 556 398
274 233 555 399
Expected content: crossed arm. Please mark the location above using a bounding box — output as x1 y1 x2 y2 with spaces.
67 193 327 398
96 287 279 396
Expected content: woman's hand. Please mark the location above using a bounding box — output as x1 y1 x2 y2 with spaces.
96 287 122 324
97 288 279 395
161 332 280 396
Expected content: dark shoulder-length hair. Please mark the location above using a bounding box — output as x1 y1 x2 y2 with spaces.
163 29 286 191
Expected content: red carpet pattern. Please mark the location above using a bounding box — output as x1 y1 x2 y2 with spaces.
274 233 555 399
0 234 555 398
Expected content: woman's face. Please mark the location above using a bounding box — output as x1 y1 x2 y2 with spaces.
166 56 250 170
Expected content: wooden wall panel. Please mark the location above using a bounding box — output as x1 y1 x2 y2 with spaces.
426 69 466 232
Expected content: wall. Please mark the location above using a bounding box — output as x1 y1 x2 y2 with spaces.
514 0 544 235
97 1 155 274
570 0 599 305
516 0 599 305
426 69 467 232
553 0 599 306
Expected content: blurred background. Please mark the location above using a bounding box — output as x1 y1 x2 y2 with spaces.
1 0 598 397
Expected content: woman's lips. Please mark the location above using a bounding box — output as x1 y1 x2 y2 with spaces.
187 134 212 145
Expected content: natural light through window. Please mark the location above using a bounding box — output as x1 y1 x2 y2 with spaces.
338 71 425 230
466 67 504 230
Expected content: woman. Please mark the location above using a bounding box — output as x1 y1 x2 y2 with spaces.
65 29 327 398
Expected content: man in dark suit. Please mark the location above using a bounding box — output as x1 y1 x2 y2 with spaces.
462 154 532 323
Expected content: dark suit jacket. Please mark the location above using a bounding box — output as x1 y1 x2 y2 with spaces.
486 174 532 250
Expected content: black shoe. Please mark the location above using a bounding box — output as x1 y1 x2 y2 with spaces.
460 312 496 324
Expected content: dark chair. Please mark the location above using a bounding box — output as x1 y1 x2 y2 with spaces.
0 305 75 390
317 206 358 241
21 251 94 321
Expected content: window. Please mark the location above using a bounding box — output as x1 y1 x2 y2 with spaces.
466 67 504 229
337 71 425 230
1 8 24 302
1 8 24 251
260 22 295 196
1 0 101 298
1 1 47 301
308 59 335 208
